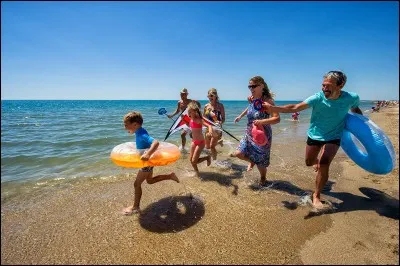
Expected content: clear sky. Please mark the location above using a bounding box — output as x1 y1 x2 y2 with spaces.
1 1 399 101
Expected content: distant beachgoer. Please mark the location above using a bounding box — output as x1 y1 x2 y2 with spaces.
122 111 179 215
167 88 201 151
203 88 225 160
187 102 211 177
231 76 280 185
374 102 380 112
263 70 362 209
291 112 300 121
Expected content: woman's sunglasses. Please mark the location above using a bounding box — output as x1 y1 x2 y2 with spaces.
248 85 258 89
208 94 215 98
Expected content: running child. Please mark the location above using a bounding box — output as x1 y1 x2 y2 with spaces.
187 102 212 176
122 111 179 215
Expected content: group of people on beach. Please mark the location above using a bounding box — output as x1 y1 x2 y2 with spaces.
166 88 225 161
121 70 362 215
372 100 398 112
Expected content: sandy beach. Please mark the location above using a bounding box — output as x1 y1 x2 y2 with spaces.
1 107 399 265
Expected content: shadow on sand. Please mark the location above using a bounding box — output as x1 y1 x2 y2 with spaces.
248 179 314 196
199 162 244 195
270 179 400 220
301 186 399 220
139 195 205 233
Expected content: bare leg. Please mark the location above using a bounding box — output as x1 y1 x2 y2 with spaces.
181 131 187 150
230 150 253 164
190 143 210 175
210 134 220 160
216 131 223 144
305 144 322 172
146 172 179 184
122 171 149 215
218 138 224 147
256 165 267 185
204 132 211 150
313 144 339 208
247 162 255 171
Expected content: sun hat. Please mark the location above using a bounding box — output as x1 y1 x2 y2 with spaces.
180 88 188 94
251 124 268 146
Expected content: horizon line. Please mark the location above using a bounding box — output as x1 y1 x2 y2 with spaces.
0 98 393 101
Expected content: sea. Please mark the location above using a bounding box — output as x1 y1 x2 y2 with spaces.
1 99 375 200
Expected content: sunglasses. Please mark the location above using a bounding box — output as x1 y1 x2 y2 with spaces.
248 85 258 89
208 94 215 98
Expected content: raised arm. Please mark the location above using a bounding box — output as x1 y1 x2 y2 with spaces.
167 102 181 119
263 101 310 114
254 99 280 126
234 107 248 123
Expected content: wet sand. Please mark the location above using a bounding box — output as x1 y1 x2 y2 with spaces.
1 107 399 265
301 106 399 265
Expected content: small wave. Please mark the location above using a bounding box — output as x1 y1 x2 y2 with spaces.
212 160 232 169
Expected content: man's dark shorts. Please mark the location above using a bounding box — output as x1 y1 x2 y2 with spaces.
306 137 341 147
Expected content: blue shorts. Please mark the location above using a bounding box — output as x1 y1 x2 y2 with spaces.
139 166 154 172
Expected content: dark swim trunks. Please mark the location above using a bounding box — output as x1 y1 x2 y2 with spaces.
306 137 341 147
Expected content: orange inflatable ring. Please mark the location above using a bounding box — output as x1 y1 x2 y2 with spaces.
110 142 181 168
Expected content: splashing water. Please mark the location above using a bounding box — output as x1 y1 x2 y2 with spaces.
298 194 313 206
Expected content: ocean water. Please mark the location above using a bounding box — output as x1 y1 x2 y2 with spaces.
1 99 375 186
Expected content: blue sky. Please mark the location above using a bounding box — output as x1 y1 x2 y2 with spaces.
1 1 399 101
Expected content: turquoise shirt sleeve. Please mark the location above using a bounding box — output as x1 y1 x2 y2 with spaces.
349 92 360 108
304 92 321 108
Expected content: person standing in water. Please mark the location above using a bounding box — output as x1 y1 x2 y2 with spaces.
203 88 225 160
231 76 280 186
291 112 300 121
187 102 212 177
167 88 201 151
262 71 362 208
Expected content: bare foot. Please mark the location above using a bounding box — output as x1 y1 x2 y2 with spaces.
312 193 324 209
313 164 319 172
206 155 211 166
188 171 199 178
122 206 140 216
247 162 255 172
259 178 268 187
170 172 180 183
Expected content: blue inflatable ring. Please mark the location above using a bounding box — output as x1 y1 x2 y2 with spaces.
341 112 396 175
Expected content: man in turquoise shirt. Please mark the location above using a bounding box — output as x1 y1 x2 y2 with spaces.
263 71 362 209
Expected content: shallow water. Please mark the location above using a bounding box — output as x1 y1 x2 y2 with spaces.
1 99 374 199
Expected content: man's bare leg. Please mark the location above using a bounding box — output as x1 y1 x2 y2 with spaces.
312 144 339 208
